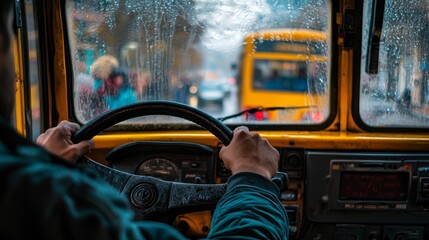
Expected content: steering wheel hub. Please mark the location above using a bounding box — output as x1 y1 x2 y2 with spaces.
131 183 159 209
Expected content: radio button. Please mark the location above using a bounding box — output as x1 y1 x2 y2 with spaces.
395 204 407 209
363 204 377 209
419 178 429 198
376 205 388 209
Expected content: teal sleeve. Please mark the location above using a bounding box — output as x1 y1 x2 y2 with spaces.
0 144 186 240
208 172 289 240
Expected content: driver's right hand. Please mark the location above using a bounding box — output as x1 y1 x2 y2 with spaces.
219 126 279 180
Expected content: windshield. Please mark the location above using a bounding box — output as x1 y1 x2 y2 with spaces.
67 0 331 126
360 0 429 128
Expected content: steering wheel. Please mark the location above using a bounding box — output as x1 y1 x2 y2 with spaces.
72 100 233 220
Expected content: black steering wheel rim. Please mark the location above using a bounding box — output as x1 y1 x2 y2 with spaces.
71 100 232 220
72 100 233 145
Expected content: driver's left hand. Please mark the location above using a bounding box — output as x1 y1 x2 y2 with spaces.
36 120 94 162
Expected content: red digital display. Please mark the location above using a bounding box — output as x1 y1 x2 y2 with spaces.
339 171 409 201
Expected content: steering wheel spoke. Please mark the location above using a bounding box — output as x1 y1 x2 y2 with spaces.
77 157 132 192
167 182 226 213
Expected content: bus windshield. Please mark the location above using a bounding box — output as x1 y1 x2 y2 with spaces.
66 0 331 126
252 60 310 92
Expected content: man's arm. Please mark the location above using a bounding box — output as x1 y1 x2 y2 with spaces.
0 145 187 240
209 173 289 239
208 126 289 239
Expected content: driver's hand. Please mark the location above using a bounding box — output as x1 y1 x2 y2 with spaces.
36 120 95 162
219 126 279 180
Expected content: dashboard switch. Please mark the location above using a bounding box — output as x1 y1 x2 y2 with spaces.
422 180 429 198
418 178 429 200
271 172 289 192
281 190 297 201
194 177 202 184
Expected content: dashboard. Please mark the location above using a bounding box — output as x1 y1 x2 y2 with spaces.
105 142 429 239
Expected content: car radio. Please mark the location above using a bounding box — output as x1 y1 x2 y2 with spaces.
329 160 418 211
306 152 429 226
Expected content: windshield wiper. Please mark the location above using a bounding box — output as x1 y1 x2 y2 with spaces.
218 106 314 122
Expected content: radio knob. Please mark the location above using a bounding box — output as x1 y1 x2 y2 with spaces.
393 233 407 240
367 230 382 240
321 195 329 203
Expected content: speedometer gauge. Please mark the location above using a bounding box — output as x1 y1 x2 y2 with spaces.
137 158 181 182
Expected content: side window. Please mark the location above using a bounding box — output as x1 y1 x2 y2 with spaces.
23 0 43 140
359 0 429 128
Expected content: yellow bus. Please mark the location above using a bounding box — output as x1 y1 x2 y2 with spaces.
239 29 329 123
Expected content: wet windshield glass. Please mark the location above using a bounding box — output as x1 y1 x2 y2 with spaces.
67 0 331 126
360 0 429 128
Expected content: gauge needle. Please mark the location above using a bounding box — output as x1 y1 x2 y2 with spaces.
364 175 376 194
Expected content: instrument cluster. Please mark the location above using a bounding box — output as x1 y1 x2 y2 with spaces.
105 141 215 184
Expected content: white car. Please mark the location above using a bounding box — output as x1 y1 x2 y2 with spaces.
197 80 225 109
